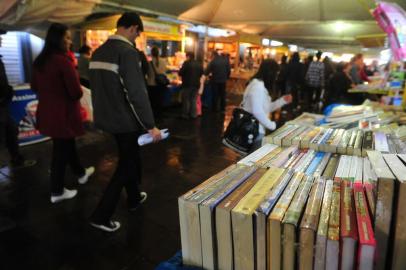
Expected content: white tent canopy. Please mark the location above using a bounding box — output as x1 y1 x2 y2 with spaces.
1 0 406 50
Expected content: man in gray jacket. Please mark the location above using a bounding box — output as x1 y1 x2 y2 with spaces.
89 13 161 232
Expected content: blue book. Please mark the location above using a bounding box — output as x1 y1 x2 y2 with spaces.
306 152 325 176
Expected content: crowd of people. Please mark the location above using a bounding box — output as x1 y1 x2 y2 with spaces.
0 11 378 232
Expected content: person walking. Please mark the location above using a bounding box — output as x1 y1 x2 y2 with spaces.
147 46 168 118
0 29 34 168
204 50 231 112
286 52 305 111
305 51 325 111
77 45 92 88
242 59 292 151
179 52 203 119
31 23 94 204
89 12 162 232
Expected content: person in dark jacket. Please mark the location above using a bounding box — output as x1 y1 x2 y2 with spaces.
286 52 305 110
31 23 94 204
0 29 33 167
179 52 203 119
89 13 162 232
276 55 288 97
204 50 231 112
326 62 357 105
77 45 92 88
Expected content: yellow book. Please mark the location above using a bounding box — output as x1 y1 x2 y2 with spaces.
282 175 315 270
267 172 304 270
232 167 285 270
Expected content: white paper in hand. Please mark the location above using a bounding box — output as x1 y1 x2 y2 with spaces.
138 129 169 146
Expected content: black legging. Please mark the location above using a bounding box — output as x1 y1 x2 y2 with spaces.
50 138 85 195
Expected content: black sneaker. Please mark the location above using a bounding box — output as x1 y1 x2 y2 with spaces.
90 220 121 232
129 192 147 212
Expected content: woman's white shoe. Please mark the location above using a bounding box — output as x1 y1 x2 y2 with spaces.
78 166 95 184
50 188 77 203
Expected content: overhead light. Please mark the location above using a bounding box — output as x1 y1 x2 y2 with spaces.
334 21 350 32
288 45 298 52
270 40 283 46
262 38 270 46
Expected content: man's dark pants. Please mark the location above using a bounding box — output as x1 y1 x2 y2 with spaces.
182 87 198 118
91 131 142 224
211 82 226 111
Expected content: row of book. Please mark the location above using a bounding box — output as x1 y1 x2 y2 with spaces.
263 124 406 155
178 144 406 270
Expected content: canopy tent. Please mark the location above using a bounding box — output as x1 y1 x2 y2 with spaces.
1 0 406 51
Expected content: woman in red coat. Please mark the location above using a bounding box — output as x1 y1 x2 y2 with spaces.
31 23 94 203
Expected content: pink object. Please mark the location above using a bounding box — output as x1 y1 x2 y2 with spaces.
196 95 202 116
373 2 406 60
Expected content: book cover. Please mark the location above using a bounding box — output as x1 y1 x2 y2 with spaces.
232 167 286 270
337 130 351 155
302 127 322 149
354 183 376 270
362 158 377 218
326 179 341 270
268 172 304 270
374 132 390 153
346 130 358 155
282 175 315 270
353 130 364 157
299 176 326 270
330 129 345 153
179 164 246 266
200 166 258 270
255 169 294 270
366 151 395 270
314 180 334 270
238 144 279 166
314 152 332 177
384 154 406 270
340 180 358 270
305 152 325 176
216 168 267 270
362 131 374 157
322 154 340 179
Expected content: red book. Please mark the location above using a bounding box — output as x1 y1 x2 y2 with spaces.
340 180 358 270
354 183 376 270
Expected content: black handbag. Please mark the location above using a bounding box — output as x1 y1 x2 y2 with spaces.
222 107 259 154
151 61 170 86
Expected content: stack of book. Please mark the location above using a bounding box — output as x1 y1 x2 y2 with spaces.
264 124 406 155
179 144 406 270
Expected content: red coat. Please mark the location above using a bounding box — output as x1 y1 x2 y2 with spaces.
31 53 84 138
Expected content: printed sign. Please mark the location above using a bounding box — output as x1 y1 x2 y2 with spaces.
9 85 49 146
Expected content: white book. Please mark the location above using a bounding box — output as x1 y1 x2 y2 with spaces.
237 144 278 166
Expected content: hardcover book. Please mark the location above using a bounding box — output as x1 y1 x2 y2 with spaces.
282 175 315 270
354 183 376 270
366 151 395 270
314 180 334 270
215 168 267 270
232 167 286 270
299 176 326 270
268 172 304 270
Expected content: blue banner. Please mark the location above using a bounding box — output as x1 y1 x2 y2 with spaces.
9 86 49 146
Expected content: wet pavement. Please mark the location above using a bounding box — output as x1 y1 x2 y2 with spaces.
0 93 298 270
